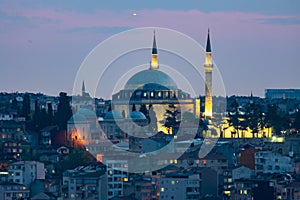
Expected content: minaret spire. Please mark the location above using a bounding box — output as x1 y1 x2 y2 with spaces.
150 30 159 70
82 80 86 96
152 30 157 54
206 29 212 52
204 28 213 119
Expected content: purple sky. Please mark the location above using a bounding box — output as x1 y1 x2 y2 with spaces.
0 0 299 97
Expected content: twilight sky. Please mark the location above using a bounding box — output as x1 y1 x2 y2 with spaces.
0 0 300 98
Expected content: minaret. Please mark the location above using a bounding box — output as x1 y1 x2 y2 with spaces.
204 29 213 119
150 31 159 70
82 80 86 96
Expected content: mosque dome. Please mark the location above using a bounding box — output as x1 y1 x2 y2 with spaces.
104 110 124 120
124 69 177 91
69 113 87 123
76 108 96 120
128 111 147 120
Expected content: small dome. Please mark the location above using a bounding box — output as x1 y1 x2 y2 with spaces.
76 108 96 119
69 113 87 123
104 110 124 120
125 69 177 90
129 111 147 120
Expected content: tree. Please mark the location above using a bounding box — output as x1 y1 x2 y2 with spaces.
265 104 290 136
182 112 196 124
226 99 241 138
294 111 300 133
21 94 31 120
132 104 136 112
161 104 181 134
148 104 158 132
11 97 19 113
59 146 96 172
47 102 54 125
40 107 48 129
108 103 112 112
198 118 208 138
139 104 149 118
55 92 73 130
32 99 41 131
245 102 263 138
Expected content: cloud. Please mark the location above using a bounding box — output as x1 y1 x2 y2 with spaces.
62 26 132 34
255 17 300 25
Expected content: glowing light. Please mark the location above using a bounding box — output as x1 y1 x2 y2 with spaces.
123 177 128 182
224 190 230 195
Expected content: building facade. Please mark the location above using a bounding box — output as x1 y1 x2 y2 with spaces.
8 161 45 187
265 89 300 100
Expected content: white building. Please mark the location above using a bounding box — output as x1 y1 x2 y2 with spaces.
8 161 45 187
104 158 128 199
158 171 201 200
255 151 294 174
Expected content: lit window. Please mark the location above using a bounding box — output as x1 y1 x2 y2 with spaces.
171 181 175 185
161 188 165 192
224 190 230 195
174 160 177 164
158 92 161 97
123 177 128 182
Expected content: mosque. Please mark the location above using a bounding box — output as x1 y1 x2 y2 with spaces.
109 30 214 133
67 29 273 147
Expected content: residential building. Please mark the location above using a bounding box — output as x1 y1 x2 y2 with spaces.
63 169 107 200
158 170 201 200
8 161 45 187
0 182 29 200
255 151 294 174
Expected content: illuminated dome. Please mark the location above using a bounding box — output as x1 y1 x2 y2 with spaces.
128 111 147 120
125 69 177 90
